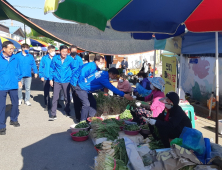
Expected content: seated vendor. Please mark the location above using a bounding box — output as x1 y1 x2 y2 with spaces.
146 92 192 148
133 77 165 125
133 72 151 96
117 73 132 94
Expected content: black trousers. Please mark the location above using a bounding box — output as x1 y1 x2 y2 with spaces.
43 80 53 106
149 124 181 148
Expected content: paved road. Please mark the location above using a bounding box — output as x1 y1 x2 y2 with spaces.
0 78 97 170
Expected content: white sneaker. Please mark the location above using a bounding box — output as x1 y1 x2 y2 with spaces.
19 100 22 106
25 101 31 106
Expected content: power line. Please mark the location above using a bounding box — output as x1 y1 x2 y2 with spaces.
13 5 43 10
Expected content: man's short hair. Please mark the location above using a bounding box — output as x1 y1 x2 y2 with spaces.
138 72 147 78
2 41 14 48
60 45 68 51
21 43 30 49
48 45 55 51
108 67 119 75
70 45 77 50
94 54 104 62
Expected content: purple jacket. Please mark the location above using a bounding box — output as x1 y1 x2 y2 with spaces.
139 78 151 90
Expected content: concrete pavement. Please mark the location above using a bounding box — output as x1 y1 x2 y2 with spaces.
0 78 97 170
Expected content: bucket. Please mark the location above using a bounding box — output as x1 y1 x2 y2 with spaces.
218 120 222 134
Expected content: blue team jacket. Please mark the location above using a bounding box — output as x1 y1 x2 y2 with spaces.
78 71 124 97
70 55 84 86
50 55 75 83
0 52 22 90
16 52 38 77
77 62 100 85
39 54 53 80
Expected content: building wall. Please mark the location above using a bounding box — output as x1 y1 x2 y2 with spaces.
180 56 222 105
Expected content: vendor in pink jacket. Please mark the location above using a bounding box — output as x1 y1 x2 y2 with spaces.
134 77 165 125
116 74 132 94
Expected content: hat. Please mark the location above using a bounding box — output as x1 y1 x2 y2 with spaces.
148 77 165 92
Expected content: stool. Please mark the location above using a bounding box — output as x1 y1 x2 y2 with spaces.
180 104 195 128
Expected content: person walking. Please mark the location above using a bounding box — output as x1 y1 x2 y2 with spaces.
76 68 133 121
17 43 38 106
49 45 76 121
0 41 22 135
121 57 128 75
69 45 83 122
39 45 56 111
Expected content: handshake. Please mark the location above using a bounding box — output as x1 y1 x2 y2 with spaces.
142 117 156 125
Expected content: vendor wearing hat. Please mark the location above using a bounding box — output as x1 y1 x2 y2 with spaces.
134 77 165 124
146 92 192 148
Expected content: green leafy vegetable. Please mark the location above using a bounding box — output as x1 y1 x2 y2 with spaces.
148 137 164 150
95 122 120 140
95 143 103 150
141 124 149 130
119 110 132 120
124 124 140 131
111 118 125 127
113 139 129 165
75 121 89 128
73 130 89 137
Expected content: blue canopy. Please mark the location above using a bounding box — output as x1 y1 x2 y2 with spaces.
132 25 186 40
181 32 222 54
110 0 202 33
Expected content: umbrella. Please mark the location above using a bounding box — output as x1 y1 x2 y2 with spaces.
44 0 202 33
184 0 222 144
19 38 48 47
0 36 21 50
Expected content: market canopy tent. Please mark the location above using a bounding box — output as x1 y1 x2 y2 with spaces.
0 0 154 55
19 38 49 47
44 0 202 33
0 36 21 50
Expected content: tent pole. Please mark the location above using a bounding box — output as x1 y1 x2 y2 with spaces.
215 32 219 144
24 24 26 44
178 54 183 98
153 50 156 77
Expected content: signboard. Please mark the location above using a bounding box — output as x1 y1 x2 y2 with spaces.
189 58 198 64
162 56 177 94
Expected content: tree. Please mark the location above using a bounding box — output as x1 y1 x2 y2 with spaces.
25 32 56 46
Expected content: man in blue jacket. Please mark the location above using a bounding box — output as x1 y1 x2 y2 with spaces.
69 45 83 122
76 67 133 121
49 45 76 121
0 41 22 135
39 45 56 111
17 43 38 106
70 54 104 122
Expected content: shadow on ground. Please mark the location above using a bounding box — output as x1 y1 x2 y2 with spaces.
21 131 96 170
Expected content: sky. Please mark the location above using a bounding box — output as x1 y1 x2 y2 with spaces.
1 0 73 32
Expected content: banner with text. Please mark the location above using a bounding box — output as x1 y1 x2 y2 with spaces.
162 55 177 94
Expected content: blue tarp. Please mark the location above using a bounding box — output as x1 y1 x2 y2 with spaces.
182 32 222 55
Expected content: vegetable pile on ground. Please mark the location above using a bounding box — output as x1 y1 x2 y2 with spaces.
91 121 120 140
111 119 125 127
119 110 133 120
94 91 136 116
95 140 129 170
148 137 164 150
75 121 89 128
113 139 129 165
73 130 89 137
124 124 140 131
91 117 103 124
141 124 149 130
95 154 128 170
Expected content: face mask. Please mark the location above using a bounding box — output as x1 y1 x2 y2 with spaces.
50 52 56 57
24 50 29 54
98 64 104 69
165 103 173 109
150 84 155 90
119 79 123 83
70 52 77 57
138 78 143 81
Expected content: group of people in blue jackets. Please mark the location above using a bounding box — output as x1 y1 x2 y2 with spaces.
0 41 133 135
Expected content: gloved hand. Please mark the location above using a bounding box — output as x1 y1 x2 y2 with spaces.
147 118 156 125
